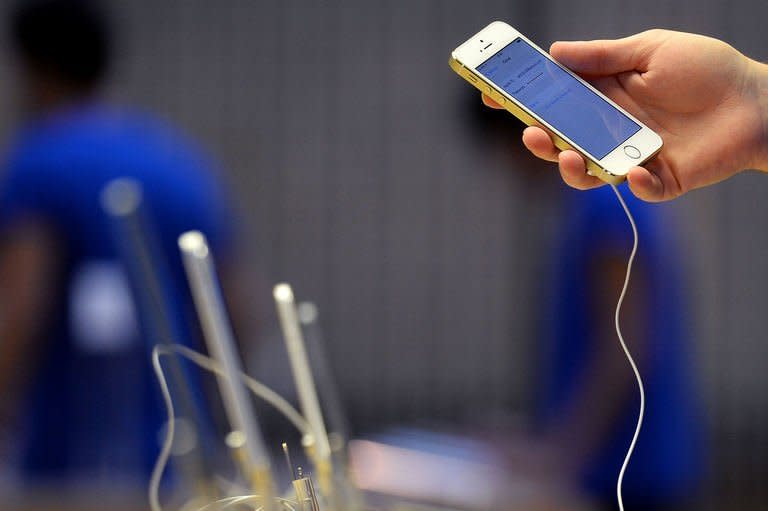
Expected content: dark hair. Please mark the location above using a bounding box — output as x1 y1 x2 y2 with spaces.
10 0 111 89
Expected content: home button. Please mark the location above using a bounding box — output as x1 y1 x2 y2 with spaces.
623 145 641 159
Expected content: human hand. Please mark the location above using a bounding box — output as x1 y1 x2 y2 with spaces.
483 29 768 201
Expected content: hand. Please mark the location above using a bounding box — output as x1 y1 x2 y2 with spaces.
483 29 768 201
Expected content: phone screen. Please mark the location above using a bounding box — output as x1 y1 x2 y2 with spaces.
476 37 641 159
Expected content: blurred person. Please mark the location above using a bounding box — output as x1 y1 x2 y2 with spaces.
528 186 704 510
468 105 705 509
482 29 768 201
479 28 768 504
459 64 705 508
0 0 237 488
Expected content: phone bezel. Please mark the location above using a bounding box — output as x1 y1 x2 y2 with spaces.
451 21 662 177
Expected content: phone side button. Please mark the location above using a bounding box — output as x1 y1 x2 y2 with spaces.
623 145 641 159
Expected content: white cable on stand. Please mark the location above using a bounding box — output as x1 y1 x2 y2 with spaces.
178 231 271 476
149 187 642 511
609 184 644 511
149 344 312 511
172 230 277 511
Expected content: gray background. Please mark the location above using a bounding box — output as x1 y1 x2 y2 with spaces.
1 0 768 508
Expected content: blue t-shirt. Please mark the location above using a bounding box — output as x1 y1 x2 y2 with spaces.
0 102 234 484
539 185 704 501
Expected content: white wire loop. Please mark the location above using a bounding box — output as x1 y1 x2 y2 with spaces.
149 344 312 511
150 184 642 511
609 184 644 511
194 495 298 511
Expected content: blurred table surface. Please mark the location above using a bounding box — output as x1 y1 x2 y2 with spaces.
4 488 148 511
3 485 593 511
4 426 595 511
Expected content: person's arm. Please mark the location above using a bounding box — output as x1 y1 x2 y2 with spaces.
493 246 651 485
0 220 58 458
484 30 768 201
542 253 649 474
753 60 768 173
219 258 260 353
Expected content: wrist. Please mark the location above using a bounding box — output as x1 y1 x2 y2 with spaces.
745 59 768 171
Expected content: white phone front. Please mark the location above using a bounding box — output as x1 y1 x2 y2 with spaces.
450 21 662 183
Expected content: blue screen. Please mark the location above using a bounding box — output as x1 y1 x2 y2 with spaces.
476 37 640 159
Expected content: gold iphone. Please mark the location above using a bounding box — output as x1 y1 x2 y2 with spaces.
450 21 662 184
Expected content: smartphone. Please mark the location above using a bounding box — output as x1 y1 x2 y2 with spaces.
449 21 662 184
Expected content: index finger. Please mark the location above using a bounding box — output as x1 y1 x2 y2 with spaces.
481 93 504 109
558 150 605 190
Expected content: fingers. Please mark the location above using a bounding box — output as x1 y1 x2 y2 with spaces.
522 127 559 162
549 31 656 75
521 127 602 189
481 93 504 109
626 166 666 202
479 96 605 191
558 150 603 190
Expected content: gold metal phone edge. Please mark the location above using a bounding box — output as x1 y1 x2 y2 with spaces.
449 56 630 186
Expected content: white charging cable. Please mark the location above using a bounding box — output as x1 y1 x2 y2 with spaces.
609 184 644 511
149 344 312 511
149 184 644 511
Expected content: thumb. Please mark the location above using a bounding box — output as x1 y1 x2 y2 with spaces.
550 32 652 75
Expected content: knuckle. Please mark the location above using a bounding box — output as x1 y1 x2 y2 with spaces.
641 28 664 40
